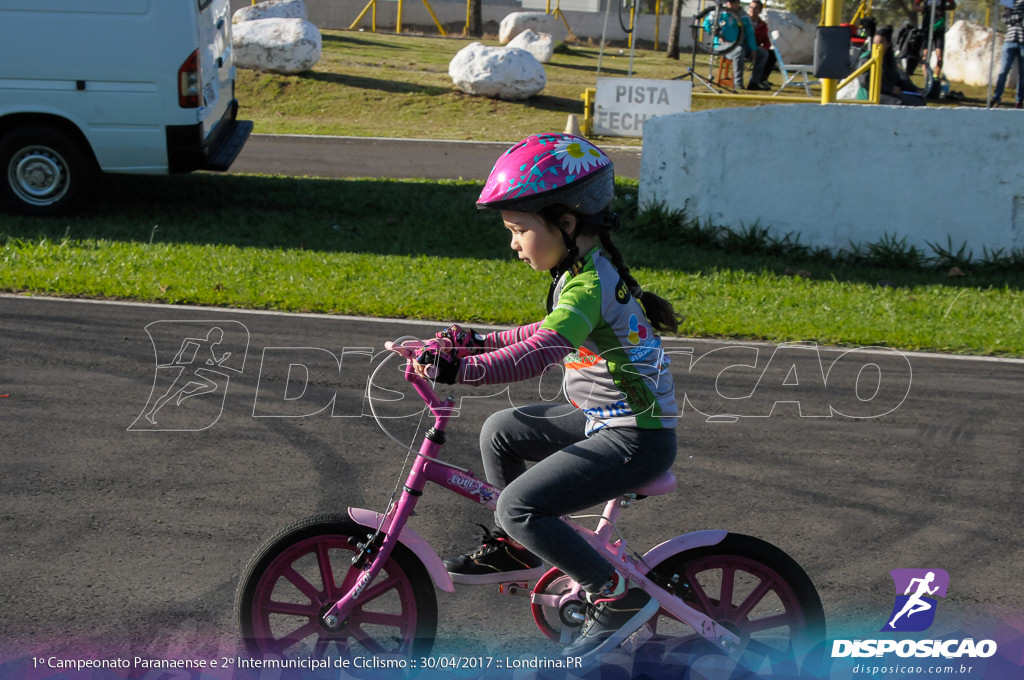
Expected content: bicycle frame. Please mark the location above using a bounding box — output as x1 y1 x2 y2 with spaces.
321 350 741 654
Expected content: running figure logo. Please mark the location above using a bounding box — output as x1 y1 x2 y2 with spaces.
129 321 249 431
882 568 950 632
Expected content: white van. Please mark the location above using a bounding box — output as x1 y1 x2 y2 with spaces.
0 0 252 215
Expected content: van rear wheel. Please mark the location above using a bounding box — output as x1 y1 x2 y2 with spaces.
0 125 94 216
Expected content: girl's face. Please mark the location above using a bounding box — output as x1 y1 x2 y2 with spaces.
501 210 568 272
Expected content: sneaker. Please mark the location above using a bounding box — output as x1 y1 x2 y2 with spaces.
989 99 1002 109
1016 102 1023 109
443 525 544 585
563 589 660 657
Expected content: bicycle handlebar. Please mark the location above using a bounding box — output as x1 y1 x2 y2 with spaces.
383 338 452 415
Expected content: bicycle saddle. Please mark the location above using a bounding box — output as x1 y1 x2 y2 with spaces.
632 470 677 497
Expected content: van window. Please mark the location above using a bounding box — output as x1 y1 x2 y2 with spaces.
197 0 212 10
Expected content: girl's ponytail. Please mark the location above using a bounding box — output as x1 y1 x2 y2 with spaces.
597 230 680 335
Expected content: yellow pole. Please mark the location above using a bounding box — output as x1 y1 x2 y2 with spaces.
868 42 882 104
550 0 574 39
628 4 635 49
654 0 661 52
580 88 596 137
422 0 448 36
820 0 843 103
349 0 376 30
397 0 403 33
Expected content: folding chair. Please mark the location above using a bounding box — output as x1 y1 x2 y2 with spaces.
771 45 819 96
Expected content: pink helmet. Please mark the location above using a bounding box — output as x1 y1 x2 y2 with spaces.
476 133 615 215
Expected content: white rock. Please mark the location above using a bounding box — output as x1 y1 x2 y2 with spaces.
233 0 308 23
449 42 546 100
943 20 1014 87
766 9 816 65
499 12 557 45
233 18 322 75
507 29 555 64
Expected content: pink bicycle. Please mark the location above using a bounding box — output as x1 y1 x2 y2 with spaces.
235 338 826 674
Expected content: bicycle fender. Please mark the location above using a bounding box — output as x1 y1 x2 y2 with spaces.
348 507 456 593
640 529 729 567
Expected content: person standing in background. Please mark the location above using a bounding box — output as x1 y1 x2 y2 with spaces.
991 0 1024 108
748 0 777 89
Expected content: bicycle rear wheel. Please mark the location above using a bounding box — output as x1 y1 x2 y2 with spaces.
235 513 437 664
640 533 826 677
692 7 744 55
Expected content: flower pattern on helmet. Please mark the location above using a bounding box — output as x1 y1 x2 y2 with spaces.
477 133 612 209
553 137 608 176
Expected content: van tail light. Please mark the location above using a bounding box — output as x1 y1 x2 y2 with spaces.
178 49 201 108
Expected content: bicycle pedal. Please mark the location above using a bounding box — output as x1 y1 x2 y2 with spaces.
497 581 531 596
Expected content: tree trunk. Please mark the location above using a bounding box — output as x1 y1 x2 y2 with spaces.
666 0 682 59
468 0 483 37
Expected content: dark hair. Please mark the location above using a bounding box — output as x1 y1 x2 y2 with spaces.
876 24 894 43
538 205 680 335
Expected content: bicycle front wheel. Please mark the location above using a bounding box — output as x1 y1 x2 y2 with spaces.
641 533 826 677
235 513 438 664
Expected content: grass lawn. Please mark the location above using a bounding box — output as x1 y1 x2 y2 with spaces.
234 29 996 142
2 173 1021 357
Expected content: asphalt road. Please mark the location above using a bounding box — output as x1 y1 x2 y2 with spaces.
229 134 645 180
2 294 1022 674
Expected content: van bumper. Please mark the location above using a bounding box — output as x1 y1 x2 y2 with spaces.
166 99 253 173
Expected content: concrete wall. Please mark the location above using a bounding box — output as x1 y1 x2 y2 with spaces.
230 0 701 48
638 105 1024 256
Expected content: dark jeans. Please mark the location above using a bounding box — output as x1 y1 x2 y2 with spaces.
480 403 677 592
726 44 768 89
994 39 1024 104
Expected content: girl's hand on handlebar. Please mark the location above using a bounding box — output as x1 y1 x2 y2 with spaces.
385 337 460 384
414 337 460 384
434 324 487 358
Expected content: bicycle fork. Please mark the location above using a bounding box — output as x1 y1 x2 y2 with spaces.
319 514 404 632
321 396 459 632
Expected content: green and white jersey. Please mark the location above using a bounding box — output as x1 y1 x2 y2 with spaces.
540 247 679 434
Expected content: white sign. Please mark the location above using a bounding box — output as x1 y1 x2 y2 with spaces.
593 77 692 138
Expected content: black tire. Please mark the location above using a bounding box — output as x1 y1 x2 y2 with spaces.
638 533 827 678
0 124 95 216
692 6 744 55
235 513 438 664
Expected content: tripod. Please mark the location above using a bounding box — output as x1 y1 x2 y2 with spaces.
674 1 744 93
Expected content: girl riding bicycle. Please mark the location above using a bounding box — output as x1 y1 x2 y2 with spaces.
412 133 680 654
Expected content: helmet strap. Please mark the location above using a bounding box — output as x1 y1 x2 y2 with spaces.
558 226 579 266
546 226 583 313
